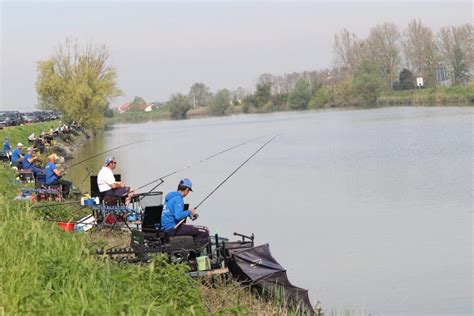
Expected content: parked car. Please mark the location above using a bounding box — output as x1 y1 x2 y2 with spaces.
0 113 13 127
21 112 39 124
3 111 24 126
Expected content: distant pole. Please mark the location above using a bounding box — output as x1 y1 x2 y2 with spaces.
192 91 196 108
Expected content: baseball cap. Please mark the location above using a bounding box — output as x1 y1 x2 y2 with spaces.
104 156 115 166
17 143 23 147
27 147 34 152
179 178 193 191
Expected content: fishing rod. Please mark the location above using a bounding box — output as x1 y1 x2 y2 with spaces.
174 134 280 229
31 200 82 209
67 140 145 169
134 133 274 194
195 133 279 209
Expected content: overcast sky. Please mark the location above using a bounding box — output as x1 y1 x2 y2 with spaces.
1 0 472 110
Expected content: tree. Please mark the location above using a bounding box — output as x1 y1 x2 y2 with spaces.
167 93 191 119
437 24 473 85
287 79 312 110
209 89 231 115
402 19 439 87
366 23 402 91
333 28 365 72
253 82 272 108
398 69 416 90
352 60 384 106
36 39 121 129
128 96 147 111
188 83 211 107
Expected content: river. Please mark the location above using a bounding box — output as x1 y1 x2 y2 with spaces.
68 106 473 315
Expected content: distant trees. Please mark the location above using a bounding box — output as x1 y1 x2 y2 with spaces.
168 94 191 119
366 22 401 91
393 69 416 90
128 96 147 111
36 39 121 129
403 19 439 87
287 79 313 110
352 61 384 105
437 24 473 85
188 83 211 107
116 20 472 121
209 89 231 115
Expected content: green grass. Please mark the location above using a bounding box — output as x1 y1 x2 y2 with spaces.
0 121 60 146
378 85 474 106
0 164 207 314
0 205 205 314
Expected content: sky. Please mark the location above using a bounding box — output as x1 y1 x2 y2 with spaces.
1 0 472 111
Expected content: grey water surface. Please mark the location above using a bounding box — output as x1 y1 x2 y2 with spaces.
68 107 473 315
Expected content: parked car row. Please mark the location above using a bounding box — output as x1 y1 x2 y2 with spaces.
0 110 62 128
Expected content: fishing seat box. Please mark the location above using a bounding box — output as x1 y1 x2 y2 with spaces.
90 174 122 204
142 204 189 234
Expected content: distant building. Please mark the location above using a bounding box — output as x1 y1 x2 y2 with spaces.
117 102 130 113
144 105 153 112
436 64 451 86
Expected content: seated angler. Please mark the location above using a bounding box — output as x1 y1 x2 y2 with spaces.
11 143 24 168
44 154 72 196
97 156 134 204
3 137 11 157
22 148 42 178
160 178 209 245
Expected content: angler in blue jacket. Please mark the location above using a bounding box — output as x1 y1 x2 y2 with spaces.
22 147 42 177
161 178 209 245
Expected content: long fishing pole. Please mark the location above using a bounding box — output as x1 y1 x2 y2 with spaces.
195 133 280 209
173 134 280 229
67 140 145 169
134 133 274 193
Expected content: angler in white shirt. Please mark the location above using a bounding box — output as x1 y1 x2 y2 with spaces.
97 156 134 204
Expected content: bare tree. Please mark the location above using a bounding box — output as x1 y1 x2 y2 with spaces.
437 24 473 85
333 28 365 72
403 19 439 86
366 22 402 91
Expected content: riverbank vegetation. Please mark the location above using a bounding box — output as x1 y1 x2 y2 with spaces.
108 19 472 124
35 20 472 127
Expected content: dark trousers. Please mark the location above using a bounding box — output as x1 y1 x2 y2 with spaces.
51 179 72 196
168 224 209 245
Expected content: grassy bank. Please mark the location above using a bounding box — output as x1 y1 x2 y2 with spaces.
0 121 59 145
377 85 474 106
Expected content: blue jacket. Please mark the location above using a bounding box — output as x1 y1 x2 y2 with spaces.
23 153 33 169
45 162 59 184
160 191 190 231
3 141 11 152
11 148 21 162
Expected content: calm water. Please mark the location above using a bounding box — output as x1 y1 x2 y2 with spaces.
68 107 473 315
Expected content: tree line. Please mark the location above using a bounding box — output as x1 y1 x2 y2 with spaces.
36 20 473 127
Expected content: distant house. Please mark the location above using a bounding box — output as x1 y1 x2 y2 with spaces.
144 105 153 112
117 102 130 113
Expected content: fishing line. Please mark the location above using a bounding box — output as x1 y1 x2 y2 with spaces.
173 134 279 229
134 133 274 193
67 140 145 169
195 133 280 209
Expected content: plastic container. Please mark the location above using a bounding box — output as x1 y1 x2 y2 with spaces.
58 222 75 232
139 192 163 208
197 256 211 271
